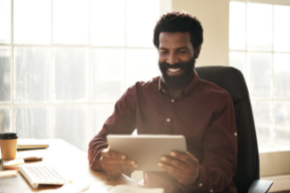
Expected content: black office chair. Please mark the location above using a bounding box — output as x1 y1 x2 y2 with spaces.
195 66 273 193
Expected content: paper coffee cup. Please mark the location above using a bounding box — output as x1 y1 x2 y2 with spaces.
0 133 18 160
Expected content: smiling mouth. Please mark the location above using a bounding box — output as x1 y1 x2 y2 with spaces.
166 68 184 76
168 68 181 72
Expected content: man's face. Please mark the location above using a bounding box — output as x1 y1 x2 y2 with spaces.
158 32 199 89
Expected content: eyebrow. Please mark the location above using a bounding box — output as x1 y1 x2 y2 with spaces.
159 46 188 50
177 47 189 50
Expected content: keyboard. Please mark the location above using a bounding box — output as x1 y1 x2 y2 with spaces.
18 164 67 189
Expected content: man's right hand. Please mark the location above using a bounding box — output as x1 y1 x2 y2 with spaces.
100 148 138 177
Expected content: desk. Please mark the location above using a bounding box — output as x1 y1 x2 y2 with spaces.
0 139 138 193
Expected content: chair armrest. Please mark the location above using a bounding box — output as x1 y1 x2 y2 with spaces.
248 179 273 193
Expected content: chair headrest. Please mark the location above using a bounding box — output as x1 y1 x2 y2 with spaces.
195 66 249 104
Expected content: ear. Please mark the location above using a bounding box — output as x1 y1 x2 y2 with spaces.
194 46 202 59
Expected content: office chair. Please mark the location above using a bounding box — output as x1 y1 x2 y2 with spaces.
195 66 273 193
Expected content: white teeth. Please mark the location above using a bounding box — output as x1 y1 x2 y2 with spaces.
168 68 180 72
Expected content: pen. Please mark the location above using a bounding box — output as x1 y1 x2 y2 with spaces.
23 157 43 162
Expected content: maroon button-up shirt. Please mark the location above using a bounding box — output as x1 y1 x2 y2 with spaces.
88 71 238 193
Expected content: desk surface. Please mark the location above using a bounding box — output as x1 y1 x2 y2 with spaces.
0 139 138 193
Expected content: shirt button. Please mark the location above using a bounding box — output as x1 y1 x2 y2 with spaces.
234 132 237 136
199 183 203 187
210 189 213 193
166 118 170 122
171 99 175 103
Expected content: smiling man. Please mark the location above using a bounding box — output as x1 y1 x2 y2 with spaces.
88 12 238 193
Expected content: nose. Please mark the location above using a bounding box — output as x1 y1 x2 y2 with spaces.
167 53 178 65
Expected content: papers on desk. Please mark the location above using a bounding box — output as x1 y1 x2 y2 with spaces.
0 170 17 178
35 183 163 193
108 185 164 193
0 171 32 193
17 138 49 150
2 159 24 170
86 184 164 193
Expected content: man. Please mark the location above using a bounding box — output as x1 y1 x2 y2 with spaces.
88 12 238 193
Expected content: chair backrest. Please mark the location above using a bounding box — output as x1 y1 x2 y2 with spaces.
195 66 260 193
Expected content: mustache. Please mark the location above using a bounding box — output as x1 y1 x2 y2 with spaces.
159 61 192 69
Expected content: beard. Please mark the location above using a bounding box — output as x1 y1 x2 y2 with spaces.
159 57 196 89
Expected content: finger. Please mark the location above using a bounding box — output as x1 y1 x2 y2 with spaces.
102 158 138 166
102 149 126 159
158 162 183 178
160 156 187 171
170 151 194 164
101 148 127 160
101 158 129 165
119 163 138 173
103 163 125 171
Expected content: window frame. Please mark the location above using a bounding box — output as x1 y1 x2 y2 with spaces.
229 0 290 150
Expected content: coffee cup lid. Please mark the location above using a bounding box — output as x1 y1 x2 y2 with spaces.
0 132 18 139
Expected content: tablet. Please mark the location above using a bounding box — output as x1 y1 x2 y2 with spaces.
107 135 187 171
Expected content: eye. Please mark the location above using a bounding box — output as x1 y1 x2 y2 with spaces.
179 49 187 53
159 50 168 54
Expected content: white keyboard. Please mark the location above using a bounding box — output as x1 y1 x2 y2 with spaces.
18 165 67 189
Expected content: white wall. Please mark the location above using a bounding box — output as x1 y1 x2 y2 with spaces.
172 0 229 66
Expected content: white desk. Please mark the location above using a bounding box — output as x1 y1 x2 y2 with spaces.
0 139 138 193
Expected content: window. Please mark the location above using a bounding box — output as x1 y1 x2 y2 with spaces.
229 0 290 150
0 0 170 151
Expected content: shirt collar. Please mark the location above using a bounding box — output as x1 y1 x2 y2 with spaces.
158 70 200 96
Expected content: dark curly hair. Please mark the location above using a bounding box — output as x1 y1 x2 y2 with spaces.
153 12 203 50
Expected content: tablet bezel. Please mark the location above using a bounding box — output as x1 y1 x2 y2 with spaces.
107 135 187 171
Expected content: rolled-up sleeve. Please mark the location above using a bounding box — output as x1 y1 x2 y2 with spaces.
179 93 238 193
88 86 137 171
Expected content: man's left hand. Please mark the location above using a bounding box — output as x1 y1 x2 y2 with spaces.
158 151 200 185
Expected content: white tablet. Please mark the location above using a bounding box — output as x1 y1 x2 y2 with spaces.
107 135 187 171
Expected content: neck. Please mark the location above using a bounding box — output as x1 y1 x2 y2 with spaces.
167 87 184 98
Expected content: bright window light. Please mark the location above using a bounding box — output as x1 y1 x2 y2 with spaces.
0 0 166 152
229 1 290 149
